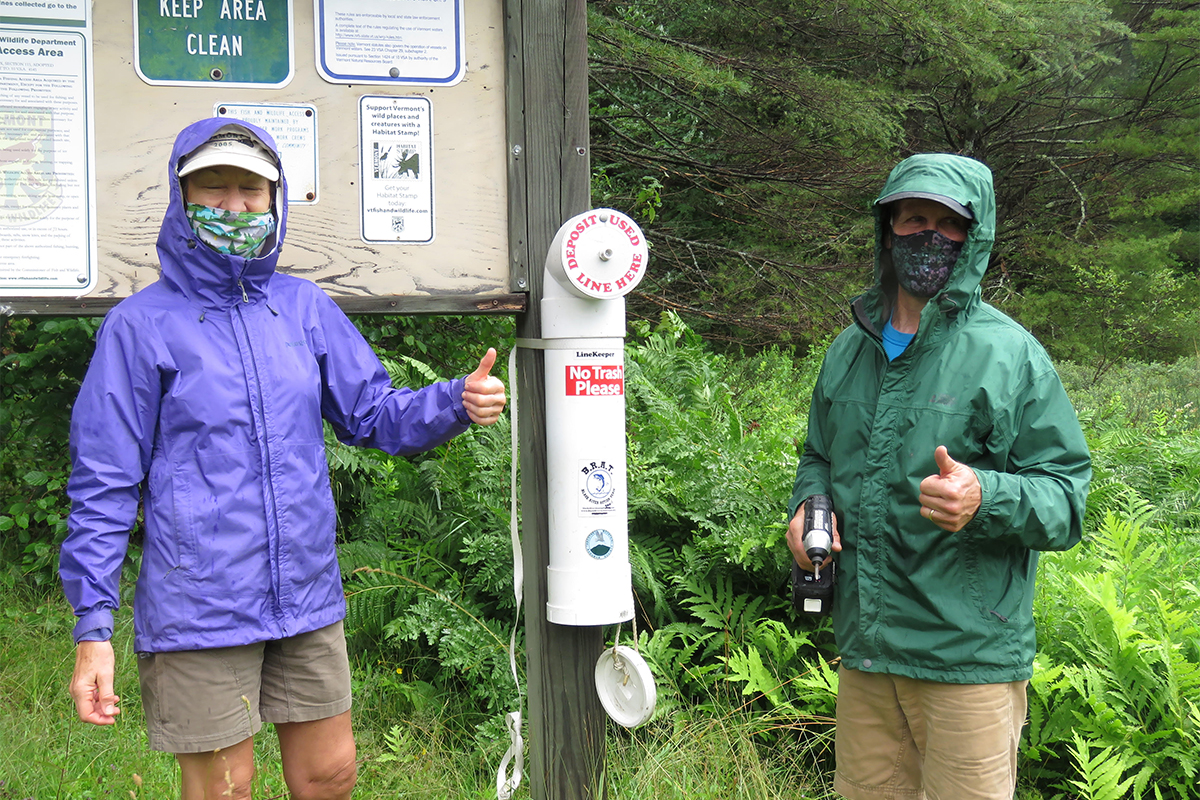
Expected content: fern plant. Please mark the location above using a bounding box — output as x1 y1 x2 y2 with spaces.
724 620 824 712
327 348 520 750
1065 733 1137 800
602 314 840 737
637 622 724 713
1027 507 1200 799
625 312 814 582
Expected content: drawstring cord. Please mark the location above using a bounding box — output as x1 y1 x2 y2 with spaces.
496 346 524 800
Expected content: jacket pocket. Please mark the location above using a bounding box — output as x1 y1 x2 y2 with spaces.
180 448 269 584
143 454 185 575
966 539 1031 626
277 441 338 589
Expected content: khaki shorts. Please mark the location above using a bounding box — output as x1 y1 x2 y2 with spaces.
137 621 352 754
833 667 1028 800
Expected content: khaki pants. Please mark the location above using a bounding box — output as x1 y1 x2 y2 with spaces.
833 667 1028 800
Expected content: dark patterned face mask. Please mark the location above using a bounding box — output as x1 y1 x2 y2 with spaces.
891 229 963 298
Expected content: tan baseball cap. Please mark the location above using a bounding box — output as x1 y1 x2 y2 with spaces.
178 127 280 182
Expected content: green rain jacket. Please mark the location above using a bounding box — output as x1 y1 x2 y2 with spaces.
790 154 1091 684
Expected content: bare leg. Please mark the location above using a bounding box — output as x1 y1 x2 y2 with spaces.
276 710 357 800
177 736 256 800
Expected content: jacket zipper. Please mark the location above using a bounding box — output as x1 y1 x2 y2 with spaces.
233 301 285 624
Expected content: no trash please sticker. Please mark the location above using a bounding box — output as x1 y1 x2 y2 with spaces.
565 364 624 397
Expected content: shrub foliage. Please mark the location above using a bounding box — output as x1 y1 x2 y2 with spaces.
3 310 1197 797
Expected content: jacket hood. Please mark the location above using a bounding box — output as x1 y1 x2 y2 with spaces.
158 117 288 310
865 153 996 326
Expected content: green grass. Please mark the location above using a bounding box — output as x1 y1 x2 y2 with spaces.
0 584 836 799
0 585 501 799
0 590 175 800
606 710 834 799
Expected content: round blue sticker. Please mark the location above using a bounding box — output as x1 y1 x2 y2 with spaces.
586 529 614 559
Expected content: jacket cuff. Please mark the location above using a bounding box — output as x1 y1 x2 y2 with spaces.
965 467 995 534
789 480 829 519
73 609 115 644
77 627 113 642
450 376 471 425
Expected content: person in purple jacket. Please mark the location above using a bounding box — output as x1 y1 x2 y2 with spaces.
60 118 506 800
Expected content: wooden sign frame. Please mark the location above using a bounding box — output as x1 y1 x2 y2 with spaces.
1 0 528 316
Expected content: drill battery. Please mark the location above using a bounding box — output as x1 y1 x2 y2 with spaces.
792 559 836 616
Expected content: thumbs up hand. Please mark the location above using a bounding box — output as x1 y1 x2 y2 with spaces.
463 348 507 426
917 445 982 532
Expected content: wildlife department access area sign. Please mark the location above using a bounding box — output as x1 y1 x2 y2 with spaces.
0 0 522 315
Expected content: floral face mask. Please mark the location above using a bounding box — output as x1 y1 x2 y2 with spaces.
186 203 277 258
891 229 963 298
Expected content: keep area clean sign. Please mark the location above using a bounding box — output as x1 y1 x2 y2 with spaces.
134 0 293 87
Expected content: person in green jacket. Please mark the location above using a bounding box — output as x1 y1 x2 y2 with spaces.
788 153 1091 800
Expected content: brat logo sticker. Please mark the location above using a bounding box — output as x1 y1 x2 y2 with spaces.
583 463 614 502
586 529 614 559
580 460 617 515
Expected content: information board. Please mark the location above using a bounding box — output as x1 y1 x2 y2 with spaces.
2 1 517 314
0 5 96 296
315 0 465 86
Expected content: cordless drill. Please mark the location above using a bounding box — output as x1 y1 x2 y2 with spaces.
791 494 836 616
802 494 834 579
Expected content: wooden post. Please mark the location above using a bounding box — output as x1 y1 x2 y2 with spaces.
507 0 607 797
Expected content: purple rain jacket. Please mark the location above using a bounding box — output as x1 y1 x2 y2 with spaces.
60 118 472 653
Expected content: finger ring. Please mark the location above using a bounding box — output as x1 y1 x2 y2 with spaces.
926 507 935 519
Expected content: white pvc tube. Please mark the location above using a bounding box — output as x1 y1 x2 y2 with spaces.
540 209 646 626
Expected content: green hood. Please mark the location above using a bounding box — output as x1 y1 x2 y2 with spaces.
860 153 997 331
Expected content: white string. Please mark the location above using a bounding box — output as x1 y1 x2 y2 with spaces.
496 346 524 800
